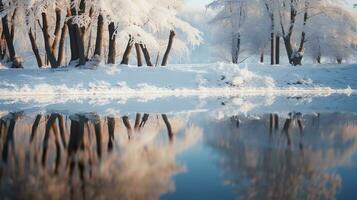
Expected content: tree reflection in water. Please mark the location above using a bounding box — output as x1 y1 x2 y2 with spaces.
0 112 202 200
208 113 357 200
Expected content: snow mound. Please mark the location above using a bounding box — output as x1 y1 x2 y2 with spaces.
231 67 275 88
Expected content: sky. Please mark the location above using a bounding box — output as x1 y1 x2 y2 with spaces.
185 0 357 8
185 0 208 7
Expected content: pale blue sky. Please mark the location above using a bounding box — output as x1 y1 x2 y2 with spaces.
185 0 209 7
185 0 357 8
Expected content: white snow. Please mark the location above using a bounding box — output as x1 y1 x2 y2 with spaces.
0 63 355 105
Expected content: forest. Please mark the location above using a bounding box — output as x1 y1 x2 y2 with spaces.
0 0 354 69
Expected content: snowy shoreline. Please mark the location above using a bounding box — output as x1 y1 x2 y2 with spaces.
0 63 356 103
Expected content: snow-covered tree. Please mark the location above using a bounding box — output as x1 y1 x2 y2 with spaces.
207 0 248 64
96 0 202 66
305 4 357 63
208 0 357 65
0 0 201 68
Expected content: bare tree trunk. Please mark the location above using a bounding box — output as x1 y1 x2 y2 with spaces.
86 28 92 59
2 117 16 163
264 3 275 65
140 44 153 66
275 35 280 64
30 114 42 143
74 27 86 66
231 33 241 64
162 114 174 142
0 32 5 59
107 117 115 151
86 7 94 60
74 0 86 66
107 22 116 64
122 116 133 140
316 56 321 64
41 13 59 68
57 23 67 66
292 2 308 66
155 52 160 67
134 113 141 130
51 8 62 57
29 29 43 68
237 34 240 63
42 114 58 167
280 1 297 65
161 30 175 66
94 14 104 57
120 37 133 65
270 32 275 65
94 120 102 158
283 36 293 64
135 43 143 67
58 114 67 148
67 8 79 61
10 8 16 41
139 114 149 128
316 44 321 64
0 1 16 66
232 37 237 64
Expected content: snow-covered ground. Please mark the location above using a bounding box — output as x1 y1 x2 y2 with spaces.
0 62 356 116
0 63 355 103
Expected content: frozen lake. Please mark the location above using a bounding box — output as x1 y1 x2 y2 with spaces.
0 94 357 199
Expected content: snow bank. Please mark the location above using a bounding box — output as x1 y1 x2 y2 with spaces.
0 63 356 105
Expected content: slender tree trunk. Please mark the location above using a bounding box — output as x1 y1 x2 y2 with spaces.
94 14 104 57
155 52 160 67
107 22 116 64
51 8 62 57
74 0 86 66
140 44 152 66
86 28 92 59
292 2 308 66
237 34 240 63
337 58 342 64
120 37 133 65
30 114 42 143
161 30 175 66
316 56 321 64
275 35 280 64
232 37 237 64
29 29 43 68
74 27 86 65
162 114 174 142
134 113 141 130
135 43 143 67
107 117 115 151
41 13 59 68
283 36 293 64
94 120 102 158
0 32 4 59
316 44 321 64
231 33 241 64
67 8 79 61
0 1 16 65
122 116 133 140
10 8 16 41
270 32 275 65
57 23 67 66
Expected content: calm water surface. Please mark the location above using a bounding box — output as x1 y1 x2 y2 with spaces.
0 96 357 200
